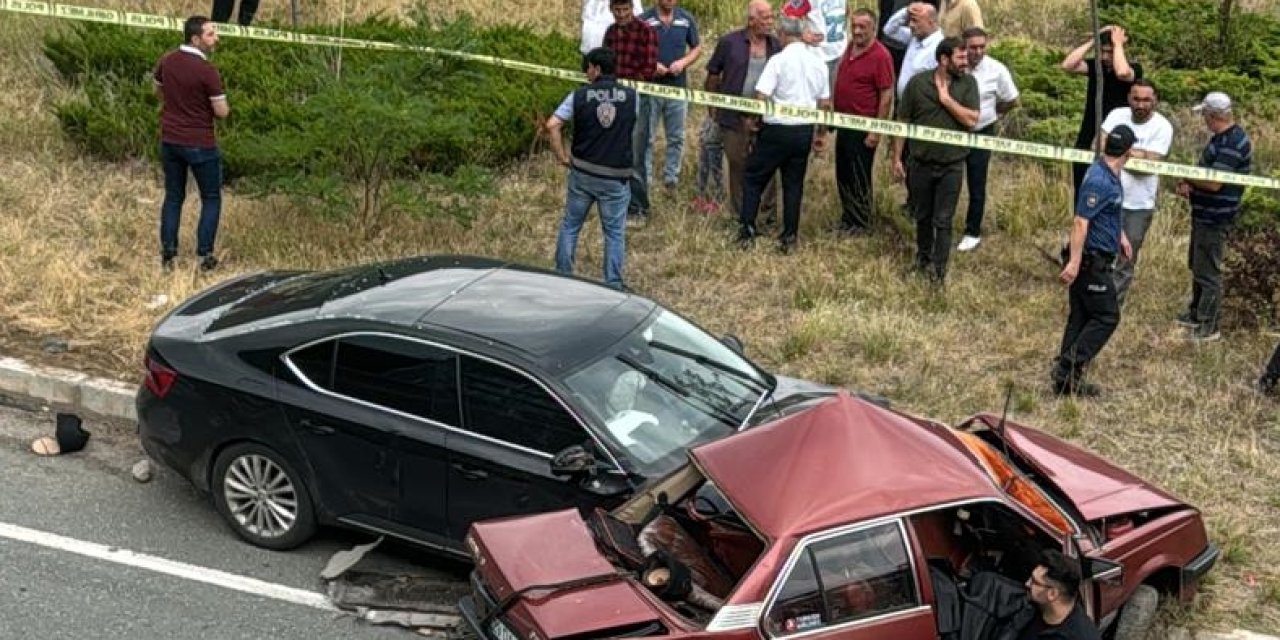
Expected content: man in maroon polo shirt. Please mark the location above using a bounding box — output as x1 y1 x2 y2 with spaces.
153 16 229 272
832 8 894 235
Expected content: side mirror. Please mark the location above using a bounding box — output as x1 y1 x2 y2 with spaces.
1087 557 1123 585
551 445 597 477
720 334 745 355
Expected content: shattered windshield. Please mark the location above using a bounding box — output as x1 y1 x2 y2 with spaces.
563 311 771 476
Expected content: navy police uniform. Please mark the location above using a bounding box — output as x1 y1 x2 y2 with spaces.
1053 153 1126 394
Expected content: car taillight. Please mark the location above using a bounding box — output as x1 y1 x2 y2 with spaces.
144 355 178 398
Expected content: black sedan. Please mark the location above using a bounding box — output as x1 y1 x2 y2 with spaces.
138 255 833 555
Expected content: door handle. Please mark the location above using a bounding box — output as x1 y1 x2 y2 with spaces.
451 463 489 480
298 418 336 436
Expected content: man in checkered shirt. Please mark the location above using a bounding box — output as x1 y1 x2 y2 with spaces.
604 0 658 224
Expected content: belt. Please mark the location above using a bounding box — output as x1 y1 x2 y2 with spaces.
1082 251 1116 265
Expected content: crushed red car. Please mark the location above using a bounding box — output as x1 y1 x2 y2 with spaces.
458 392 1217 640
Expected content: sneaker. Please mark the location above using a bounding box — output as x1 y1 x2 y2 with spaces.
1174 311 1200 328
1189 324 1221 342
957 235 982 252
199 254 219 272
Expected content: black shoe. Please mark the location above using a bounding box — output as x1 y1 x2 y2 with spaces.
1174 311 1199 328
199 254 219 272
777 235 797 254
1258 376 1278 397
161 255 175 272
736 226 756 250
1052 377 1101 397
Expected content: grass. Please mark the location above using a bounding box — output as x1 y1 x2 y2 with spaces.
2 0 1280 633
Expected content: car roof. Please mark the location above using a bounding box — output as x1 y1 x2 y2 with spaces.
208 255 656 372
689 391 1002 542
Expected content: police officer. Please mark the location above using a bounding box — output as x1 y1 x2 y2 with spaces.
1052 125 1135 397
546 47 638 290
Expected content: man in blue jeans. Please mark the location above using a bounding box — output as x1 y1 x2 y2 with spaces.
640 0 701 192
153 16 229 272
546 48 638 290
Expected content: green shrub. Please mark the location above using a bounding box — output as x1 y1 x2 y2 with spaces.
42 16 579 223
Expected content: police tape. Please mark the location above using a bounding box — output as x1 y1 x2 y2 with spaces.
3 0 1277 190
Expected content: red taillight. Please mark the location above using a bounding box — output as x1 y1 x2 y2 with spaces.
144 355 178 398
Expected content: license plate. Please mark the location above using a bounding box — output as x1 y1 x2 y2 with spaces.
489 619 519 640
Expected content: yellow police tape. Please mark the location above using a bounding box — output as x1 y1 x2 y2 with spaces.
3 0 1277 191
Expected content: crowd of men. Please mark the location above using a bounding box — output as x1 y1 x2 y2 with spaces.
149 3 1270 406
552 0 1261 399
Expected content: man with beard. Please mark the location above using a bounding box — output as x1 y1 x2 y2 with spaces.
1018 550 1101 640
1061 26 1140 200
1100 79 1172 303
891 37 978 284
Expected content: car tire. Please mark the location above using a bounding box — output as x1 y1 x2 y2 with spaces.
211 442 318 550
1111 583 1159 640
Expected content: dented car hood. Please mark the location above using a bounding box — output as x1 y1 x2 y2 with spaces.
999 421 1184 521
469 509 662 638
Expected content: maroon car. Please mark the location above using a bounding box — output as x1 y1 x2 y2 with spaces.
459 392 1217 640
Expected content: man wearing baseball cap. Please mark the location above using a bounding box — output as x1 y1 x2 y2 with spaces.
1052 125 1135 397
1175 92 1253 342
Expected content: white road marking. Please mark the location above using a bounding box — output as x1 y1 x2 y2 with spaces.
0 521 338 612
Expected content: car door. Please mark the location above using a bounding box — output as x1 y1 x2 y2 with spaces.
761 520 937 640
445 354 622 539
279 337 402 522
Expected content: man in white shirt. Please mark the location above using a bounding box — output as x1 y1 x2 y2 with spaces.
957 26 1018 252
800 0 849 80
882 2 943 98
737 16 831 253
581 0 644 54
1101 78 1172 303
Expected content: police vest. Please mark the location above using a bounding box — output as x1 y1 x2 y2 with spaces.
571 77 636 180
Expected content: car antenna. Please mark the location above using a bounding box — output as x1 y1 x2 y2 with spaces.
996 382 1014 460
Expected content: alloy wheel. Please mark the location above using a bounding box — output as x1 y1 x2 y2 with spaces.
222 453 299 539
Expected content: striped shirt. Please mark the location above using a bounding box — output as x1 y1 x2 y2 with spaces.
1190 124 1252 224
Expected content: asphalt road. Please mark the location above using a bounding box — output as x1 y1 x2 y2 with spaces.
0 402 469 639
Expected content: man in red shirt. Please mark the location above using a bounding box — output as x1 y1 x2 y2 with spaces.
153 16 230 272
832 8 894 235
604 0 658 224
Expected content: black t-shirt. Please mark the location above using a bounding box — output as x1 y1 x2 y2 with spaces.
1018 604 1102 640
1073 60 1143 148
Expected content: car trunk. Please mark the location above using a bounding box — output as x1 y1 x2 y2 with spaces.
468 509 666 639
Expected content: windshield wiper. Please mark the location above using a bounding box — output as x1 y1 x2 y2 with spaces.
646 340 771 392
739 385 775 432
615 354 741 427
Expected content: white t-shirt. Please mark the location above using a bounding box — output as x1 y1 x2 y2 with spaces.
1101 107 1174 210
756 42 831 125
806 0 848 62
580 0 644 55
969 56 1018 130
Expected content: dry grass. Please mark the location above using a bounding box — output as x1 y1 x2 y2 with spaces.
2 0 1280 632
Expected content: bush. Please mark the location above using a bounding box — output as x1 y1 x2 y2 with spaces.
42 15 579 223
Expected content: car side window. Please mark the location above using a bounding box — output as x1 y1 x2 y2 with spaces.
766 521 918 636
460 356 586 455
326 335 461 426
289 339 336 388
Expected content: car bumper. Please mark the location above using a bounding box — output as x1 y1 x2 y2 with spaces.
1183 542 1220 588
457 595 493 640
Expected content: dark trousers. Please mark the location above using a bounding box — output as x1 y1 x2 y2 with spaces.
907 158 964 279
835 129 876 231
1264 342 1280 384
160 142 223 258
211 0 259 25
1187 220 1231 331
962 125 994 237
1057 254 1121 380
741 124 813 241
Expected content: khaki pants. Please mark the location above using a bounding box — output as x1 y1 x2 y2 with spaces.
721 123 777 221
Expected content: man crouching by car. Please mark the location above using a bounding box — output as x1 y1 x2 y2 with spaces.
1020 550 1100 640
